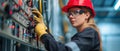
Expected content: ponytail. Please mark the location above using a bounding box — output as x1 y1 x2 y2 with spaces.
88 18 102 51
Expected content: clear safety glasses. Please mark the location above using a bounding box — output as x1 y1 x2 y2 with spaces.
67 10 85 17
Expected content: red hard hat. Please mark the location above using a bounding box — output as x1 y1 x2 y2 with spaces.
62 0 96 17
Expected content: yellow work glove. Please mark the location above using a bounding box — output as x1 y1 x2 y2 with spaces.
35 23 48 38
32 9 48 38
32 9 44 23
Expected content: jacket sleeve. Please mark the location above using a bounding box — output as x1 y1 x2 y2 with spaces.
40 34 72 51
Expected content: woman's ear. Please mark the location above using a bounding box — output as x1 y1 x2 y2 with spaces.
85 12 90 19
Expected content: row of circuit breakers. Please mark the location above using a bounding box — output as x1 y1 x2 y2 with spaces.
0 0 41 48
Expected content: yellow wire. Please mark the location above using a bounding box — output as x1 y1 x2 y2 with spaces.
39 0 42 13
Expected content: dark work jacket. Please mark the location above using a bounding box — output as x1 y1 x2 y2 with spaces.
40 27 100 51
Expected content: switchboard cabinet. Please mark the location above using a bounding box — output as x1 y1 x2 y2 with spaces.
0 0 45 51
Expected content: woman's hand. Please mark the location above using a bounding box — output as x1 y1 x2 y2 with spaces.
32 9 48 38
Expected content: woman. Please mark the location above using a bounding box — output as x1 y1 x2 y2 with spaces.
32 0 102 51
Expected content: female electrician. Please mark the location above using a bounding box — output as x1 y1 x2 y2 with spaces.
32 0 102 51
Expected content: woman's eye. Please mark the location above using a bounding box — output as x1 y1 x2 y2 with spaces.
79 10 85 14
74 11 79 14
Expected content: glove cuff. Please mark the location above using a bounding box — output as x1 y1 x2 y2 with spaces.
37 30 48 39
39 31 48 38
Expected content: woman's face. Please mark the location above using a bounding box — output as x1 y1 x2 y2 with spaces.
67 7 90 27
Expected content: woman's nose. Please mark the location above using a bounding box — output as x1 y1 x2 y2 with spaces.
68 14 74 19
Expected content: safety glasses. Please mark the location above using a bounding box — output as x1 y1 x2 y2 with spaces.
67 10 85 17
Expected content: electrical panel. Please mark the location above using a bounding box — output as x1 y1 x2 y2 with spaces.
0 0 44 51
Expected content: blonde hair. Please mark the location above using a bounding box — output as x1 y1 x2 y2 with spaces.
88 18 102 51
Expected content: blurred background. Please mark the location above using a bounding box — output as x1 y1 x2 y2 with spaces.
0 0 120 51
